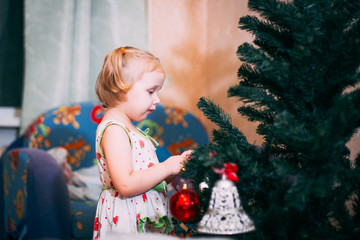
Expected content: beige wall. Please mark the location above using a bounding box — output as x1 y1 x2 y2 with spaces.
148 0 360 157
148 0 263 145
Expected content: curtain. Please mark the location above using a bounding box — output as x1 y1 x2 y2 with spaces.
21 0 148 132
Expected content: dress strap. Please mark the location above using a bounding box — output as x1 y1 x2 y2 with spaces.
137 127 159 148
152 181 167 193
102 186 116 191
97 121 133 159
101 182 166 193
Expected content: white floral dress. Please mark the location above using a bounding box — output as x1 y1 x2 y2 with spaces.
93 120 173 239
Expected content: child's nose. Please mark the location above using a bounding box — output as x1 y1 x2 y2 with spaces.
153 94 161 105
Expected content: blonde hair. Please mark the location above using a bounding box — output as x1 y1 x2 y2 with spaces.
95 46 164 108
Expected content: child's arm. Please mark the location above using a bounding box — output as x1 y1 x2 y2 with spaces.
101 125 189 197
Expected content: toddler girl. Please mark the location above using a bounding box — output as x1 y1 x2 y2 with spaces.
93 46 191 239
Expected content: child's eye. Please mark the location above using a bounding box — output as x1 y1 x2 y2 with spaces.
148 90 154 94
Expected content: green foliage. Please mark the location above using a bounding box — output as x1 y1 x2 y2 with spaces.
180 0 360 239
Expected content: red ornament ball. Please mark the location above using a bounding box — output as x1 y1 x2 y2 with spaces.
170 187 200 222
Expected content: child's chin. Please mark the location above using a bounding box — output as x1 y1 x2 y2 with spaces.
136 115 148 122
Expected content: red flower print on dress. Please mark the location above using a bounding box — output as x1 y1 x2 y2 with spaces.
96 152 102 160
142 193 148 203
94 217 99 231
147 162 154 168
136 213 141 228
125 127 131 132
139 140 145 148
101 197 104 204
113 216 119 225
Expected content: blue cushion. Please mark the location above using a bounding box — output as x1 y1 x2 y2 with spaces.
23 101 102 171
71 200 97 239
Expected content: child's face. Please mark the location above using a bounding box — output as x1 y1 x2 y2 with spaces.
121 70 165 122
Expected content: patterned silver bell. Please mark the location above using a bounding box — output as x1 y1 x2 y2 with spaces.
197 175 255 235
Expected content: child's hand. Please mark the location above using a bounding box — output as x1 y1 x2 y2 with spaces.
181 149 193 160
164 150 193 175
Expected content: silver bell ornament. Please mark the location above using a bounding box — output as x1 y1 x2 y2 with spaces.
197 175 255 235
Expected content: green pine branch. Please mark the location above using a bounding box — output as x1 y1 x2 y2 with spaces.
228 84 281 111
237 105 273 124
196 97 250 146
239 15 292 58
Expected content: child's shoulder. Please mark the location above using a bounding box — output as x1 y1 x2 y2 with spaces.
97 119 130 135
100 119 125 127
97 119 134 147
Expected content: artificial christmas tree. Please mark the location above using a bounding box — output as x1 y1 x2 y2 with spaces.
179 0 360 239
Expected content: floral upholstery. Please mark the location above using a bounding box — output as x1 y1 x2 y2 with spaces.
0 101 209 240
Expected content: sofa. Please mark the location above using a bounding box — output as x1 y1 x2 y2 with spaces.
0 101 209 240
